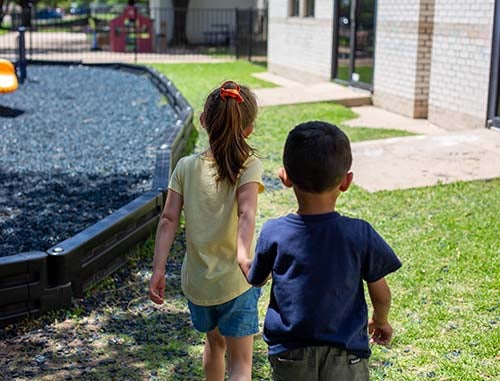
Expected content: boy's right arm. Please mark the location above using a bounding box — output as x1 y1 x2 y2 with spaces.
149 189 183 305
367 277 393 346
247 225 274 287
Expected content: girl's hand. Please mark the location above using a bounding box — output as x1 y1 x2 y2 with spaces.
149 271 166 305
238 258 252 280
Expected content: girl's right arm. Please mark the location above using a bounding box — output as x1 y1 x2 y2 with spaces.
236 182 259 281
149 189 183 305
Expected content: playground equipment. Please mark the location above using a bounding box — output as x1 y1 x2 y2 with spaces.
0 59 18 93
110 5 153 53
0 58 24 117
0 62 193 326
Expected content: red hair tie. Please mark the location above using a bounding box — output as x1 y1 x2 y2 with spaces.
220 81 244 104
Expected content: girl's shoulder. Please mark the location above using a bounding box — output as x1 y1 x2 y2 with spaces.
174 153 202 169
243 154 263 169
240 155 263 176
246 154 262 163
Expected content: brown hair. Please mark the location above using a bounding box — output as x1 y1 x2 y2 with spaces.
203 81 258 184
284 121 352 193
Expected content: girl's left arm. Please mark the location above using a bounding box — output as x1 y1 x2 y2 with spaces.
236 182 259 280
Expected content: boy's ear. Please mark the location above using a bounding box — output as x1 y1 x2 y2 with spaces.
339 172 353 192
199 112 206 129
278 167 293 188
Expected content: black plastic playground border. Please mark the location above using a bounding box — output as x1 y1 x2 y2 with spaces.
0 60 194 326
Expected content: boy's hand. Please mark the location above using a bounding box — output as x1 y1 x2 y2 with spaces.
368 318 393 346
149 271 166 305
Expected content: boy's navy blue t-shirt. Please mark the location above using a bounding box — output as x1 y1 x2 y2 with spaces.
248 212 402 358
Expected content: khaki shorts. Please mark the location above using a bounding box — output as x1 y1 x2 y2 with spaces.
269 346 369 381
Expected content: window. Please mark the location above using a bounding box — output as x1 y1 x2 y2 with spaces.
290 0 300 17
305 0 315 17
289 0 315 18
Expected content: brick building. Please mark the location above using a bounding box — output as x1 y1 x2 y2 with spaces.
267 0 498 130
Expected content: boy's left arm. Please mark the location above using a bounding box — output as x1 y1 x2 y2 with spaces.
367 277 393 346
362 223 402 345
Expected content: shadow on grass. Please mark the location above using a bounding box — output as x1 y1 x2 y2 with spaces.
0 229 271 380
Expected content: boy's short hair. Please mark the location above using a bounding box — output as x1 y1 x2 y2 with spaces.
283 121 352 193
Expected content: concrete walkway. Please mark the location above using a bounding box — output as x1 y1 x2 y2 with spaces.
253 72 371 107
252 73 500 192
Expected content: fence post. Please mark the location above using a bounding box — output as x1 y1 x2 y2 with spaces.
18 27 27 84
248 8 253 62
234 8 240 59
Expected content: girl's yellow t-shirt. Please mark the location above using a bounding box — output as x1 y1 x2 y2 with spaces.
168 153 264 306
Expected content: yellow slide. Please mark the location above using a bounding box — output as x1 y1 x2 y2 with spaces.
0 59 18 93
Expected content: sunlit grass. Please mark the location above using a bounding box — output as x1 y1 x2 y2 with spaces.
21 61 497 381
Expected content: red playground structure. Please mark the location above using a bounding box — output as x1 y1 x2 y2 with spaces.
110 5 153 53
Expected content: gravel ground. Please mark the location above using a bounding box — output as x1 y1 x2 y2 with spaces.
0 65 177 257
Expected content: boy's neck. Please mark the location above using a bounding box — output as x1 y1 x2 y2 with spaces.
294 187 340 215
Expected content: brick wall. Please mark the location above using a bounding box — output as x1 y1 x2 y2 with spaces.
373 0 434 118
268 0 334 82
373 0 494 128
267 0 495 130
427 0 494 129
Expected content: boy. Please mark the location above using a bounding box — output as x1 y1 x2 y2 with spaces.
247 121 402 380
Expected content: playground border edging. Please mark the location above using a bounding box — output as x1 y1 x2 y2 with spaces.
0 60 193 326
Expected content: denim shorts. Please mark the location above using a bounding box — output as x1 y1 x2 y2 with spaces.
187 287 262 337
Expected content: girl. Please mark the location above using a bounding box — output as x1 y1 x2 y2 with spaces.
149 81 264 381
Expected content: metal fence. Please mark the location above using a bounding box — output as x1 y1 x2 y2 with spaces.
0 6 267 63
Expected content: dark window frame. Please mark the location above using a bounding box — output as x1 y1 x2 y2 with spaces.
331 0 377 91
289 0 300 17
304 0 315 17
488 0 500 128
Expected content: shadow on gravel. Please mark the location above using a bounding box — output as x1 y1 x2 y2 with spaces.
0 230 201 380
0 229 271 380
0 169 151 257
0 105 24 117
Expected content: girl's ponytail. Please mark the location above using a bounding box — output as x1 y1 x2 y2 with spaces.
203 81 258 185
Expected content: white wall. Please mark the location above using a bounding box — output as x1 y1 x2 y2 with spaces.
149 0 174 44
186 0 259 44
268 0 334 82
149 0 259 45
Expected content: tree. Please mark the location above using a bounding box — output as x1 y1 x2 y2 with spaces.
0 0 34 27
19 0 33 27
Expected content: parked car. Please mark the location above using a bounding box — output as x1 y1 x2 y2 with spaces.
36 8 64 20
70 2 89 15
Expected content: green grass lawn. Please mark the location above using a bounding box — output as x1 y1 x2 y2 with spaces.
147 61 276 111
336 64 374 85
252 102 414 175
60 176 498 381
254 179 500 381
141 62 499 379
148 61 412 166
7 61 497 381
